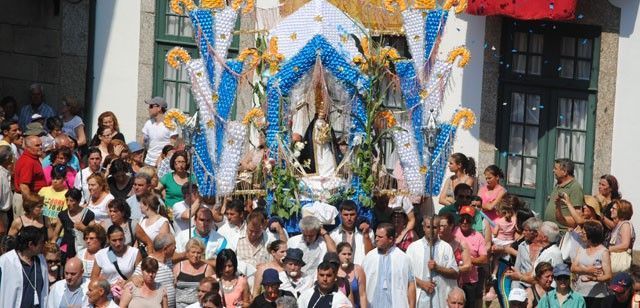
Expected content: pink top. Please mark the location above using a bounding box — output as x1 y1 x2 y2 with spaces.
494 216 517 241
222 275 247 308
43 165 77 188
454 227 487 285
478 184 506 221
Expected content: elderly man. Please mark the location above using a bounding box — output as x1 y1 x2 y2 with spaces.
508 221 563 286
132 233 176 307
0 145 13 234
251 268 295 307
174 207 227 266
297 261 353 307
1 119 21 158
126 173 164 220
47 257 89 307
41 133 80 171
186 277 220 308
329 200 373 265
278 248 314 298
407 215 459 308
0 226 49 307
363 223 416 308
504 217 541 290
287 215 336 273
447 287 466 308
543 158 585 229
13 135 45 217
18 83 56 130
86 278 118 308
74 147 102 204
141 96 178 167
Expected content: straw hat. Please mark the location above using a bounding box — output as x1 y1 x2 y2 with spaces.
583 195 602 218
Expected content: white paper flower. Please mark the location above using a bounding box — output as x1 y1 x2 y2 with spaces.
294 141 305 151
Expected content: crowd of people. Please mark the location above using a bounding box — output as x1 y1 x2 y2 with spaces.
0 84 638 308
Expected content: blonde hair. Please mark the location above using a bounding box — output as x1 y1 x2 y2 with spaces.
88 173 109 193
185 238 205 253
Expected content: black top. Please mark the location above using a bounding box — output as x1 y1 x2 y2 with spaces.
249 290 295 308
20 257 45 308
90 131 125 146
176 262 208 282
107 176 134 200
600 294 632 308
58 208 95 257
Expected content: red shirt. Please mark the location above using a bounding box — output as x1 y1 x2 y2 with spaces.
13 150 46 193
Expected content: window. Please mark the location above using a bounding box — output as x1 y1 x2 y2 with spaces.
153 0 240 115
496 20 600 212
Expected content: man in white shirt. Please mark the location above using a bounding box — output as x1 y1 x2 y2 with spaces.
363 223 416 308
74 147 102 204
141 96 178 167
172 183 200 233
287 215 337 273
174 207 227 267
86 278 119 308
215 198 246 250
278 248 314 298
297 261 353 307
47 257 89 308
407 216 459 308
329 200 373 265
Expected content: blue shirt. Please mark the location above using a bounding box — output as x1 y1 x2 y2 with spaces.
538 289 586 308
18 103 57 129
373 251 393 308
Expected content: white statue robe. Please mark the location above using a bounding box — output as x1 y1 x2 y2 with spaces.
0 250 49 308
406 238 459 308
362 246 414 308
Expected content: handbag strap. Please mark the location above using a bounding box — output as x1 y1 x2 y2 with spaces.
108 248 129 281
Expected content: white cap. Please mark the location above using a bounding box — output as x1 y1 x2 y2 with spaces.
508 288 527 302
31 113 43 121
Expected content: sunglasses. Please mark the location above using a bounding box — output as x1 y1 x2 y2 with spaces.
148 104 159 109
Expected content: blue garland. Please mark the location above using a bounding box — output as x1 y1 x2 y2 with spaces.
424 10 448 63
189 9 217 87
193 128 216 197
264 35 371 232
215 60 243 163
425 123 457 195
396 60 425 164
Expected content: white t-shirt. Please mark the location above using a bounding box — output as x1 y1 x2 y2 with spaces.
74 167 95 204
142 118 178 166
287 235 327 273
175 227 228 260
139 216 171 242
216 218 245 250
94 246 139 284
63 116 84 139
87 193 115 222
172 200 191 233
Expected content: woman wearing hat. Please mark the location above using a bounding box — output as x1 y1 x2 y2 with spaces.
555 194 602 262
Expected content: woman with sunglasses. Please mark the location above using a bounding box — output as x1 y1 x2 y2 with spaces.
95 126 115 165
455 206 489 308
44 242 63 286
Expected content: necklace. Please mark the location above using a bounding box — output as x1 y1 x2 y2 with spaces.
19 253 40 306
222 277 237 292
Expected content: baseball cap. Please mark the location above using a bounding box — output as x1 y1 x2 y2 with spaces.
24 122 45 136
610 272 633 293
459 205 476 217
553 263 571 277
145 96 168 108
31 113 44 122
261 268 282 285
127 141 144 153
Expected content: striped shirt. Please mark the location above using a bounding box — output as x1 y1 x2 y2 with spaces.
18 102 56 129
135 258 176 308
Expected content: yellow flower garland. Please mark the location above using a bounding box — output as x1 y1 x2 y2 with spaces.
377 110 397 128
415 0 436 10
451 108 476 130
447 46 471 68
164 109 188 130
238 48 260 69
242 108 265 125
170 0 196 15
383 0 407 12
166 47 192 70
200 0 224 9
232 0 255 14
443 0 468 14
262 38 285 74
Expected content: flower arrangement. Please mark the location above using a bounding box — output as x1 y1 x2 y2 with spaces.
164 109 188 130
242 107 265 128
384 0 407 12
443 0 468 14
447 46 471 68
166 47 191 70
451 108 476 129
376 110 397 128
238 48 260 69
415 0 436 10
170 0 196 15
231 0 255 14
200 0 224 9
352 37 401 74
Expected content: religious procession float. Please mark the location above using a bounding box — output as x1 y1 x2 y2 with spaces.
163 0 477 233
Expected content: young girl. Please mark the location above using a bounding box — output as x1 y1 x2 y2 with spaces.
478 165 507 222
485 202 517 300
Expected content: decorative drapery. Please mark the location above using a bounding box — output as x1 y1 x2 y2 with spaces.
466 0 578 20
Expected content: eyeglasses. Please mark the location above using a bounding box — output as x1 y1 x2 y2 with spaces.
148 104 159 109
460 220 472 225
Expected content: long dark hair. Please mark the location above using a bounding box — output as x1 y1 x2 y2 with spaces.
451 152 476 177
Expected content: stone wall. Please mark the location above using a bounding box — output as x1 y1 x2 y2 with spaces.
0 0 89 116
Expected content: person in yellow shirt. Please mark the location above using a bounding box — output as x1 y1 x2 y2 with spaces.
39 164 69 221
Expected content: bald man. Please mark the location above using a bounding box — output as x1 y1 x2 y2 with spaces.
41 133 81 171
47 257 90 307
447 287 466 308
87 278 118 308
13 135 45 216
